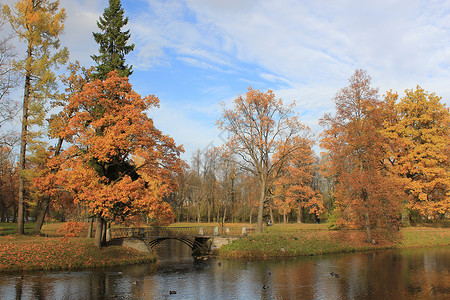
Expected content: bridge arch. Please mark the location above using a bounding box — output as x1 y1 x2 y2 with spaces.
146 236 211 255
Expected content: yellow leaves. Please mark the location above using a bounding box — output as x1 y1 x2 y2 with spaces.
381 86 450 216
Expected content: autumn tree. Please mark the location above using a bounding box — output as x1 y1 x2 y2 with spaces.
218 87 310 232
91 0 135 80
54 71 182 247
273 138 324 223
3 0 68 234
320 70 403 242
382 87 450 220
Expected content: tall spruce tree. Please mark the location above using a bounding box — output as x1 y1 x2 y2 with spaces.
91 0 135 80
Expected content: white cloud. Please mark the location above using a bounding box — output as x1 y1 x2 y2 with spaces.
5 0 450 159
60 0 105 66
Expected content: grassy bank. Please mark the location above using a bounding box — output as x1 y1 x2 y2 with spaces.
217 226 450 259
0 222 66 236
0 235 156 272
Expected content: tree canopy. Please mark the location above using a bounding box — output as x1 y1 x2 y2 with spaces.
218 87 314 232
320 70 404 241
382 86 450 217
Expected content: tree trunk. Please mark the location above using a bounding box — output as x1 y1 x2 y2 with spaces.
401 209 411 227
257 180 266 233
283 210 286 223
94 216 104 248
106 223 111 242
101 219 107 245
249 207 254 225
222 206 227 224
87 218 94 238
177 206 181 223
207 201 211 223
17 42 33 235
364 211 372 243
0 200 5 222
297 203 302 223
33 197 50 234
269 205 274 224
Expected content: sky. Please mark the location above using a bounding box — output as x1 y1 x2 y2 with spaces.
4 0 450 161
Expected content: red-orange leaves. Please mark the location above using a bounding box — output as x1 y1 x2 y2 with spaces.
55 71 182 224
320 70 403 241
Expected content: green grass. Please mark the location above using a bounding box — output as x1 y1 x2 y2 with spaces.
0 222 35 235
399 227 450 247
0 222 68 236
217 227 450 259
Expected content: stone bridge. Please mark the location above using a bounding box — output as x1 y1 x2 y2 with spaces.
108 226 254 256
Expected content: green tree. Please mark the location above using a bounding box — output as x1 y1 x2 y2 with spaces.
3 0 68 234
91 0 135 80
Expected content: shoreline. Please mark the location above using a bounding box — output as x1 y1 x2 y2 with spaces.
0 226 448 272
215 227 450 259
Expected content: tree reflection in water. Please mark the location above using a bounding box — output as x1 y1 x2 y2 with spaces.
0 244 448 299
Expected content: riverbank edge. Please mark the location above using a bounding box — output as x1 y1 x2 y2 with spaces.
215 227 450 259
0 236 156 273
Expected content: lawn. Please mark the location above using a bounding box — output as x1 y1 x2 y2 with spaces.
217 226 450 259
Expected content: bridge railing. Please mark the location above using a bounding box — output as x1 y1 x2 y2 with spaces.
110 226 255 239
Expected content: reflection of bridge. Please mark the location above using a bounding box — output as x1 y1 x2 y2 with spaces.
109 226 254 256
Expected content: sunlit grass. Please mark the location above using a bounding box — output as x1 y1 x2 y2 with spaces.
218 227 450 259
0 222 67 236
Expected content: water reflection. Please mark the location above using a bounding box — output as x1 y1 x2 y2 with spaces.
0 243 448 299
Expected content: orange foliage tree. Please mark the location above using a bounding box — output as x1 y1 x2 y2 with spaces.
320 70 403 242
273 138 324 223
382 87 450 220
29 63 92 234
52 71 182 247
218 87 311 232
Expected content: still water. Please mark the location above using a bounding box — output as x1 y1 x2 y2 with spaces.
0 240 449 299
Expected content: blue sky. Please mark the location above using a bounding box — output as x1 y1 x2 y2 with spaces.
4 0 450 161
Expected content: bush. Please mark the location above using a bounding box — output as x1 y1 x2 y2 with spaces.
57 221 87 238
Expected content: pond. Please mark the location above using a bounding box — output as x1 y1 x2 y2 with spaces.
1 240 449 299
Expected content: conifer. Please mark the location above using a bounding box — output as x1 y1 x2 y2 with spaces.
91 0 135 80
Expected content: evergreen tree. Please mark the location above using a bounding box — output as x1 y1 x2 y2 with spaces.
91 0 135 80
